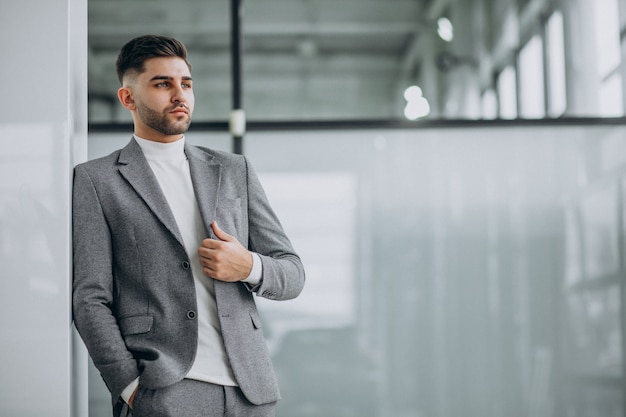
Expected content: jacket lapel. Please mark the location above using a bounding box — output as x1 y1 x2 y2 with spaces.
185 144 221 237
117 138 185 247
185 145 238 304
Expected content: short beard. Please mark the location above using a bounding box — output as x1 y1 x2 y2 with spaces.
136 100 191 135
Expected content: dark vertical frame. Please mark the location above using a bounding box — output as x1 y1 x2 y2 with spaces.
231 0 244 155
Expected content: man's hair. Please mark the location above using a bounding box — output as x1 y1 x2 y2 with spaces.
115 35 191 84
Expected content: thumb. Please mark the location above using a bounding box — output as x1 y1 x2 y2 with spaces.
211 221 234 242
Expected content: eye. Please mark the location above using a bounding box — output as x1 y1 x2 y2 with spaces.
155 82 169 87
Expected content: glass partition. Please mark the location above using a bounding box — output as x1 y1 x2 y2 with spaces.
88 122 626 417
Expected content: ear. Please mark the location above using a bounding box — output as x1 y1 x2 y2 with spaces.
117 86 136 111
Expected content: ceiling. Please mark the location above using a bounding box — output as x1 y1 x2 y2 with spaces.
88 0 445 122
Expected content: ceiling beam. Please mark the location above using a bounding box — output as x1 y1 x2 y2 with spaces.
89 21 428 39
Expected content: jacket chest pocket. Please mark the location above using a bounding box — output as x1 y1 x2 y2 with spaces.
214 198 244 240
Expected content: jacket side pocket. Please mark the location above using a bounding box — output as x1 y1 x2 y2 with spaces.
119 315 154 336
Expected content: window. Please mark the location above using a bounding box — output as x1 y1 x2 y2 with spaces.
593 0 623 116
546 11 567 117
482 88 498 119
519 34 546 118
497 65 518 119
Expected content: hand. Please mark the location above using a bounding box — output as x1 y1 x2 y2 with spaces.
197 221 253 282
128 386 138 409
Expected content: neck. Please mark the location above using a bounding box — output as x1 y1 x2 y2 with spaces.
134 129 184 143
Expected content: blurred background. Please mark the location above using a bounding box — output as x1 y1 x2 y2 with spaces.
88 0 623 123
83 0 626 416
2 0 626 416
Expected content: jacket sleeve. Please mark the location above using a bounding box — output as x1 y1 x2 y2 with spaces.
243 157 305 301
72 164 140 402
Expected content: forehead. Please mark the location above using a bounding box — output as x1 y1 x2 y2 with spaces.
140 57 191 79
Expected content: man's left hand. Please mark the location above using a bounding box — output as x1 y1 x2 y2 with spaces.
198 221 253 282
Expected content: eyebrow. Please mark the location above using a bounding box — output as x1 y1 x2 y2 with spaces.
149 75 193 82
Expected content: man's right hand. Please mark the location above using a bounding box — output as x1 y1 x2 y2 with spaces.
128 386 138 409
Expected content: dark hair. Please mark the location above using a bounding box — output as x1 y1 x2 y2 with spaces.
115 35 191 84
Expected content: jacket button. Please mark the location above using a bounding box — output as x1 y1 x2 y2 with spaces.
262 290 276 299
187 311 196 319
182 261 190 269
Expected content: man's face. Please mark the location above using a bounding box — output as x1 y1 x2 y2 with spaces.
120 56 195 143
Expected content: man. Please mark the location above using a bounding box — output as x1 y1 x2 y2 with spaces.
72 35 305 417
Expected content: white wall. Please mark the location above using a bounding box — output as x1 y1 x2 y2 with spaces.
0 1 88 416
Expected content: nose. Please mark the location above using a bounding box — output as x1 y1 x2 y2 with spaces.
171 84 186 103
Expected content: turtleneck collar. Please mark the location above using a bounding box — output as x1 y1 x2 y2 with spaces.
134 135 186 162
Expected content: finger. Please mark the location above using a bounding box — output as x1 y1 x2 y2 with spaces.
203 266 217 278
198 254 210 266
199 238 220 251
211 221 233 242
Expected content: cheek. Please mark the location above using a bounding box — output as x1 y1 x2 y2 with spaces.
187 93 196 112
137 94 165 110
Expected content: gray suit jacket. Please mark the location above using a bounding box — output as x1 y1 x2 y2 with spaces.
72 138 305 415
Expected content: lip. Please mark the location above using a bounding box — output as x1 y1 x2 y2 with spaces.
169 106 189 115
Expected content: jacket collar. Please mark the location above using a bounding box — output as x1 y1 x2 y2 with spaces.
116 138 223 246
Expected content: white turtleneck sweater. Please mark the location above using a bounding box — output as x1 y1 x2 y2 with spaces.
121 135 261 402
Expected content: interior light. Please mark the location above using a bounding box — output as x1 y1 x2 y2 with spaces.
403 85 431 120
437 17 454 42
404 85 423 101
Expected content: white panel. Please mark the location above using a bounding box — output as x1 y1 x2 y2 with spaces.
0 1 87 416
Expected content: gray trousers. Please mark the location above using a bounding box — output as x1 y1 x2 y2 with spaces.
128 379 277 417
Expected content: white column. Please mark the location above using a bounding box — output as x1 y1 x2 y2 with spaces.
0 0 87 416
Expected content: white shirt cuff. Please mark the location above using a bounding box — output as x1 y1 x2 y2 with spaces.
121 377 139 404
242 252 262 285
